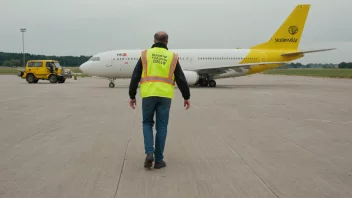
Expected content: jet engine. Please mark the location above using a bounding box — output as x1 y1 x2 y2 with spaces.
183 70 199 85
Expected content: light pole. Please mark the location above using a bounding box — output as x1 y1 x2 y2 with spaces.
20 28 26 67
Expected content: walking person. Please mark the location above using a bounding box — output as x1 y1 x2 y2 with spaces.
129 31 191 169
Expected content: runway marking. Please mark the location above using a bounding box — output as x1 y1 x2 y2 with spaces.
248 118 256 122
257 91 273 96
246 104 285 107
0 112 75 153
192 103 200 109
305 119 325 122
114 104 137 198
305 119 352 125
0 96 37 103
133 110 142 119
214 133 279 198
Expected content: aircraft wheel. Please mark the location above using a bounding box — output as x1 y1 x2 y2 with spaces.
109 82 115 88
209 80 216 87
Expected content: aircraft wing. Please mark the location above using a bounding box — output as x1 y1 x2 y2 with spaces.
281 48 336 56
189 62 286 74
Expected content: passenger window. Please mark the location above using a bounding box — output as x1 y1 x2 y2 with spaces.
29 62 42 67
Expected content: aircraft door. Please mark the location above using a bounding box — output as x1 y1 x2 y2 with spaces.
105 55 113 67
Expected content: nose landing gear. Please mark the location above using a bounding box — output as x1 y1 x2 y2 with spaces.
108 78 116 88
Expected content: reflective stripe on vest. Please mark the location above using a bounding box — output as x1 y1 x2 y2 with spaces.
140 49 178 85
140 76 176 85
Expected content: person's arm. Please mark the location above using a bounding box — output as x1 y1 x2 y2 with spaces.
173 61 190 100
129 58 143 100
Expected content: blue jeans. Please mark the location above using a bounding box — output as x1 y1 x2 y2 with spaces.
142 96 172 162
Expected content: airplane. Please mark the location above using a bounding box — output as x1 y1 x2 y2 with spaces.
79 4 335 88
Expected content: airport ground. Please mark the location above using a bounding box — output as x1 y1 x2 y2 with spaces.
1 67 352 79
263 68 352 79
0 74 352 198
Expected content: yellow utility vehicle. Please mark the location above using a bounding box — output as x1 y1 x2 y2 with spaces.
18 60 68 83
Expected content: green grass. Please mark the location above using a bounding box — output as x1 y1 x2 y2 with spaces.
263 68 352 79
0 66 82 74
0 67 21 74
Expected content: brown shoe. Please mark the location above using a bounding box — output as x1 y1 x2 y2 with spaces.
154 160 166 169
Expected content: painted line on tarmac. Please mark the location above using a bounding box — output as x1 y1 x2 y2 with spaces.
0 96 37 103
305 118 352 125
257 91 273 96
192 103 200 109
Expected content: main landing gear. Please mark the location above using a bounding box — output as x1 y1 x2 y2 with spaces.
198 78 216 87
108 78 116 88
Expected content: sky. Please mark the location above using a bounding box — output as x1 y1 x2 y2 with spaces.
1 0 351 64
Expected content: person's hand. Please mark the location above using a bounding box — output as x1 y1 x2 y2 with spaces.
129 99 136 109
184 100 190 110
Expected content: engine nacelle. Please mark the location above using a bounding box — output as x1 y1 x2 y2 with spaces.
183 70 199 85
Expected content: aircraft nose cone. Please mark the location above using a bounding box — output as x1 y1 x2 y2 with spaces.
79 62 88 73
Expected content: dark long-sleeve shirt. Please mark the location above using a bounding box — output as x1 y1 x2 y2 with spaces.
129 43 191 100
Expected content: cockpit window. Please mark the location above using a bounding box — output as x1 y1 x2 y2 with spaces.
89 56 100 61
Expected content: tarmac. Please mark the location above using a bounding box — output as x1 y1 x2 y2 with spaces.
0 74 352 198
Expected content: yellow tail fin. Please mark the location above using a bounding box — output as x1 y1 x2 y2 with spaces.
251 4 310 50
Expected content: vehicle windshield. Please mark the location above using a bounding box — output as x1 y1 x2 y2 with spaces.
53 62 62 68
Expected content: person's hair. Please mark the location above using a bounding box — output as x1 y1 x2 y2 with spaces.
154 31 168 43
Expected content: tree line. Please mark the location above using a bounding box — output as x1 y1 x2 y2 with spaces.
1 51 352 68
0 52 91 67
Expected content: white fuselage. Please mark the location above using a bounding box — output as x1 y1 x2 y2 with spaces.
79 48 254 80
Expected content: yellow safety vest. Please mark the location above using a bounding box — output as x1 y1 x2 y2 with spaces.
140 47 178 99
